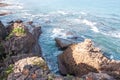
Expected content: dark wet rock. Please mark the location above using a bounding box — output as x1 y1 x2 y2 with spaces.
32 27 42 56
58 39 120 79
55 36 84 50
55 38 76 50
0 21 6 40
82 72 115 80
3 21 42 55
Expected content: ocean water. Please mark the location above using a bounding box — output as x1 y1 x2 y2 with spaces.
0 0 120 73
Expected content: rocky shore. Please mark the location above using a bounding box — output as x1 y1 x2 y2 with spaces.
0 2 120 80
0 20 82 80
57 39 120 80
0 20 120 80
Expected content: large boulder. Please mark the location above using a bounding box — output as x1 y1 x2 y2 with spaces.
0 21 6 41
7 56 49 80
55 37 84 50
55 38 76 50
3 20 40 55
58 39 120 79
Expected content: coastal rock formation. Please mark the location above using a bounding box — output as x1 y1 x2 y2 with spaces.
58 39 120 79
3 20 41 55
55 37 84 50
55 38 76 50
0 21 6 41
7 56 49 80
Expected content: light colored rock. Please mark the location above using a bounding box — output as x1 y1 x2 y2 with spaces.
58 39 120 79
14 56 48 73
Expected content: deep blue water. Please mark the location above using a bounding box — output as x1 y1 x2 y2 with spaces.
0 0 120 73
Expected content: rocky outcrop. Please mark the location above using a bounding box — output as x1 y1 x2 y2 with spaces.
0 20 43 80
7 55 83 80
7 56 49 80
55 38 76 50
58 39 120 79
3 20 42 55
55 37 84 50
0 21 6 41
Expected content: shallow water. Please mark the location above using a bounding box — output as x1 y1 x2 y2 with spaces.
0 0 120 73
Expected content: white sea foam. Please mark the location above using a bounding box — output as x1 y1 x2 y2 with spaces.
81 19 99 32
51 28 73 39
67 18 99 33
4 5 23 9
102 31 120 38
56 11 68 15
51 28 66 38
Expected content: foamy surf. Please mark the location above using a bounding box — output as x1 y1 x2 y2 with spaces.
51 28 74 39
82 19 99 33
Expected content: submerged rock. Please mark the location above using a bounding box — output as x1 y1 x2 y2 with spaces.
58 39 120 79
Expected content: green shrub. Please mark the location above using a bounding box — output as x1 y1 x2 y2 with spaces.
6 27 26 40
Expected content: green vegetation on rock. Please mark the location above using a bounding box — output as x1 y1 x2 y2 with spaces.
0 64 14 80
6 27 26 40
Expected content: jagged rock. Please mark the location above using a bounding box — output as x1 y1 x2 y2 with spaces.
0 21 6 41
7 56 49 80
13 56 48 73
58 39 120 79
3 21 42 55
82 72 115 80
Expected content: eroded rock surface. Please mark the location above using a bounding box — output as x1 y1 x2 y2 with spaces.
3 20 41 55
58 39 120 79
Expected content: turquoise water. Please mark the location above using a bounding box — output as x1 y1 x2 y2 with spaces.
0 0 120 73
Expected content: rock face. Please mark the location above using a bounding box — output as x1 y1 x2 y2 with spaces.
58 39 120 79
3 20 42 55
7 56 49 80
0 21 6 41
82 72 115 80
32 27 42 56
